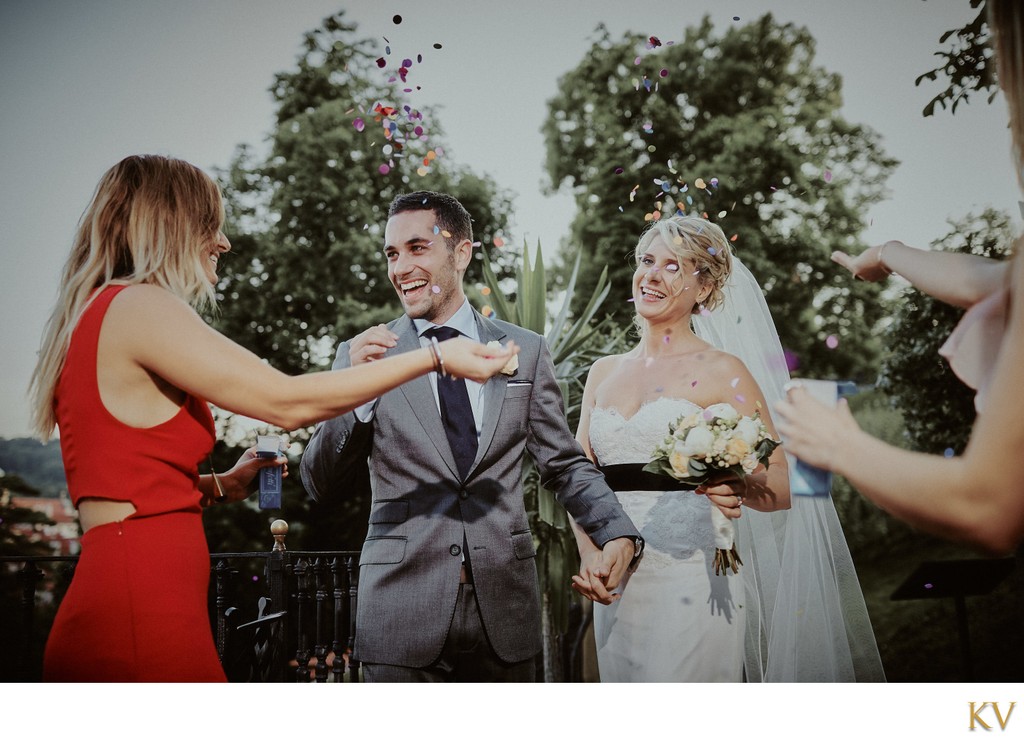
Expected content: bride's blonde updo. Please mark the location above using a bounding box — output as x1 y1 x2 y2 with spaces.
633 214 733 315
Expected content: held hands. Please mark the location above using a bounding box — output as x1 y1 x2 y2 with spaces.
774 387 859 471
571 537 635 605
439 337 520 384
831 241 901 283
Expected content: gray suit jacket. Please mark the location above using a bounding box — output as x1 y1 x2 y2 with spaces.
300 310 640 667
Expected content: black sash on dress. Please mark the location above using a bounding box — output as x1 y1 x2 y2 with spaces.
599 463 688 492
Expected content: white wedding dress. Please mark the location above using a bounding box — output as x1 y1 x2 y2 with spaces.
589 397 746 682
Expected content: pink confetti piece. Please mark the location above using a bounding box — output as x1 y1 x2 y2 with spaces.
353 118 365 132
826 334 839 349
824 169 833 183
735 394 746 403
431 285 441 294
378 164 390 174
691 380 698 388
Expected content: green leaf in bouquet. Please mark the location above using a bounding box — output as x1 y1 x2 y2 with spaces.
642 455 674 476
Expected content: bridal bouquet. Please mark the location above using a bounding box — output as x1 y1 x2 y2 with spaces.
643 403 780 575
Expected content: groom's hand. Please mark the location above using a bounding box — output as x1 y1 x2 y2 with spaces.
598 537 637 592
350 324 398 365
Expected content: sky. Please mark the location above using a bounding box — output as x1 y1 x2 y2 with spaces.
1 0 1017 737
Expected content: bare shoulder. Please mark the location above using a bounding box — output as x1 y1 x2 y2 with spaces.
104 284 203 339
587 352 628 385
697 348 758 388
108 282 188 308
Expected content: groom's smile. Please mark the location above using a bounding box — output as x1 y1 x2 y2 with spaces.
384 208 472 323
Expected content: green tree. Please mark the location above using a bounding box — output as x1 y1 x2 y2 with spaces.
202 12 517 552
0 472 55 558
880 209 1015 456
916 0 996 117
214 12 514 379
543 15 897 381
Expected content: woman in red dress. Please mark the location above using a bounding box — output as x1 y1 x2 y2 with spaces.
29 155 516 681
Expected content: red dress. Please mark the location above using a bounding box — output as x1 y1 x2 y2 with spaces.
43 284 226 682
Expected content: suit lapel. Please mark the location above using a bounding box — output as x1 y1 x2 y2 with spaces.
471 313 510 476
392 316 461 477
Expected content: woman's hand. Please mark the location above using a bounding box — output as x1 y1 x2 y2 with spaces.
697 477 746 518
439 338 519 383
774 387 860 471
210 444 290 504
831 241 900 283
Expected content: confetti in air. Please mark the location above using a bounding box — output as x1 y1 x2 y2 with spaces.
824 169 833 183
431 285 441 294
825 334 839 349
943 447 955 458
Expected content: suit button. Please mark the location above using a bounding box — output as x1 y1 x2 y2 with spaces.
459 489 468 499
449 544 461 556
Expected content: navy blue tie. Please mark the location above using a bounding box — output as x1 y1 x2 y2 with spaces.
424 326 478 479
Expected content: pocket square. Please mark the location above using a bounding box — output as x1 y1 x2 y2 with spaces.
506 380 532 387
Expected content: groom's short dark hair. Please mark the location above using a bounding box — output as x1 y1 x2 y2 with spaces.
389 191 473 251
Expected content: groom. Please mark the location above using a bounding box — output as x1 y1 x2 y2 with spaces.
301 191 642 682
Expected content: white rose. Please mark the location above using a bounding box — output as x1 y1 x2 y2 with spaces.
741 453 760 473
680 424 715 458
668 450 691 478
704 403 739 423
734 416 760 445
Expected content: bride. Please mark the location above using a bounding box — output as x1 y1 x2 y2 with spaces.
571 215 884 682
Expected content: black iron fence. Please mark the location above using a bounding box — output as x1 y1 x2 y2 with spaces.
0 519 362 682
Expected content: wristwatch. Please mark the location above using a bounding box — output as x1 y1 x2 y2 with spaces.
631 536 644 559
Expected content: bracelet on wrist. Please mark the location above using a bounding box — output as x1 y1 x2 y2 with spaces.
429 337 447 377
211 471 227 503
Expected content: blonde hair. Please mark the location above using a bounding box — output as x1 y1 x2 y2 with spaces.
632 215 733 336
990 0 1024 190
29 155 224 439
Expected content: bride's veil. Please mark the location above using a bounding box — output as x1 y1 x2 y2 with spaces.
693 257 885 682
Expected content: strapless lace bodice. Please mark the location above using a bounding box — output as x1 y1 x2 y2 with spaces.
590 398 717 566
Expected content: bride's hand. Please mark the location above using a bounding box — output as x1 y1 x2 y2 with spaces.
698 479 745 518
